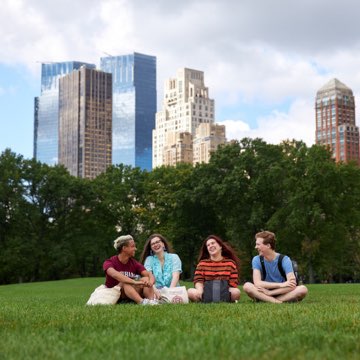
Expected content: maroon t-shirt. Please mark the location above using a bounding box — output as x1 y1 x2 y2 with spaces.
103 255 146 288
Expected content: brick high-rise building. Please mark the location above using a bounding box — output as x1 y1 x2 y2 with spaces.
315 78 359 164
59 67 112 179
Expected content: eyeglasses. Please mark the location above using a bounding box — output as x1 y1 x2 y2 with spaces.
150 240 162 247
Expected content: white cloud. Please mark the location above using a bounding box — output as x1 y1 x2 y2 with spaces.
218 119 251 140
92 0 135 60
2 0 360 99
2 0 360 155
206 47 323 105
0 0 108 73
219 98 315 146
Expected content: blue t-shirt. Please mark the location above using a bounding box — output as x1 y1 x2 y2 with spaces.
252 254 293 283
144 253 182 288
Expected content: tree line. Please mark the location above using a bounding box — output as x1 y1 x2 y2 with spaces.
1 138 360 285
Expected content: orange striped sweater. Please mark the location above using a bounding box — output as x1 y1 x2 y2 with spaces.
193 258 239 288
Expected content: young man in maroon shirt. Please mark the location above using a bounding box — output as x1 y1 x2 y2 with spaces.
103 235 158 305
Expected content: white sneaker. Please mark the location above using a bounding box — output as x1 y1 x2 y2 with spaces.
140 299 160 306
140 299 151 305
149 299 160 305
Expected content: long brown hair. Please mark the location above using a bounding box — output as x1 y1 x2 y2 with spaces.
197 235 240 270
140 234 174 264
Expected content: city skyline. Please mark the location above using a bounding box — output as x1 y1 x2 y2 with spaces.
2 0 360 160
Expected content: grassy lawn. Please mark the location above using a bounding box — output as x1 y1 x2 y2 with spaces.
0 279 359 360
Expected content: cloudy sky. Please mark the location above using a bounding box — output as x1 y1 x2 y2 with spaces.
1 0 360 159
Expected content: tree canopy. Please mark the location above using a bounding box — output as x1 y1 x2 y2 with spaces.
1 139 359 284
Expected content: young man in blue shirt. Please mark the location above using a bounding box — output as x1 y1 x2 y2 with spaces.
243 231 308 303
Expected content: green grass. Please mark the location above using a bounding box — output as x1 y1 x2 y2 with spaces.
0 279 359 360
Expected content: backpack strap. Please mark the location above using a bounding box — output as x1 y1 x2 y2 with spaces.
261 254 290 282
277 254 286 280
259 256 266 281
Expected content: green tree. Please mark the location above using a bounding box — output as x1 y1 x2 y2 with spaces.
192 139 288 281
140 163 205 278
0 149 24 246
268 142 360 283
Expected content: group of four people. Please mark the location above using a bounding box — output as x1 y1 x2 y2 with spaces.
103 231 308 305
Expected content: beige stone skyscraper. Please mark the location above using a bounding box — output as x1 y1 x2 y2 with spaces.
193 123 226 164
315 78 359 164
59 67 112 179
163 132 193 166
153 68 218 167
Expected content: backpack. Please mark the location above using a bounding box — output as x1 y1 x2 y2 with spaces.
202 280 231 303
259 254 299 285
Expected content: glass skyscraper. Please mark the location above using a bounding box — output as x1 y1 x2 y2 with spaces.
100 53 156 170
34 61 96 165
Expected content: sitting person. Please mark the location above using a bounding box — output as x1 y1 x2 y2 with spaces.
243 231 308 303
103 235 159 305
187 235 241 302
140 234 182 290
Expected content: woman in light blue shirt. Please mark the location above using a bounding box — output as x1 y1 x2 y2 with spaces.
140 234 182 289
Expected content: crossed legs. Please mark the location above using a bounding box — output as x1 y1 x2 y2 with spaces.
120 280 156 304
243 282 308 303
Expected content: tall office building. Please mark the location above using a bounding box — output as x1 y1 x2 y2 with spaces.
315 78 359 164
58 67 112 179
34 61 96 165
100 53 156 170
153 68 216 167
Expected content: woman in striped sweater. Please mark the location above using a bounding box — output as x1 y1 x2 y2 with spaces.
188 235 241 302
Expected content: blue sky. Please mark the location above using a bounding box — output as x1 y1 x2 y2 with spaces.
0 64 38 158
1 0 360 159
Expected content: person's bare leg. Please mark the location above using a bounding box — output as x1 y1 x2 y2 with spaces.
143 285 156 300
121 284 143 304
243 282 282 303
229 287 241 302
276 285 308 302
188 288 202 302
